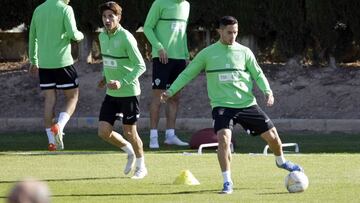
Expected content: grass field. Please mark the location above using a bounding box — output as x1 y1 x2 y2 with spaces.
0 131 360 202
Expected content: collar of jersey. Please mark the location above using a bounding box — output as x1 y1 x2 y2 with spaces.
106 25 122 37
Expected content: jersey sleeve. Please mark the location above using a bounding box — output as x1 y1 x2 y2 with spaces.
143 0 164 51
29 11 38 66
120 34 146 85
245 48 273 95
168 51 205 96
63 6 84 41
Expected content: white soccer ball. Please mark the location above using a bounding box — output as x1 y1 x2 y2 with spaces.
285 171 309 193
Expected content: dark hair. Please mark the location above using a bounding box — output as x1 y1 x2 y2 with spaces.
218 16 238 28
99 1 122 16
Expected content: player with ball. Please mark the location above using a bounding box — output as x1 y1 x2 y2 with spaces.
161 16 305 194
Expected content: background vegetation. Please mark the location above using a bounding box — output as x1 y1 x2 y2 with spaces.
0 0 359 64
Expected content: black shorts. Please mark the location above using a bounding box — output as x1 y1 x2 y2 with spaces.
152 58 186 89
212 105 274 136
39 65 79 90
99 95 140 125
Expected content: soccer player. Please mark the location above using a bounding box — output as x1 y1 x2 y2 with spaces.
161 16 304 194
144 0 190 148
97 1 147 179
29 0 84 151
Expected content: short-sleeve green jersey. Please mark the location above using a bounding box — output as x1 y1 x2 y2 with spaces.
143 0 190 59
99 26 146 97
29 0 84 68
168 41 273 109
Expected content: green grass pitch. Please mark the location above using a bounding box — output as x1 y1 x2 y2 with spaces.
0 132 359 202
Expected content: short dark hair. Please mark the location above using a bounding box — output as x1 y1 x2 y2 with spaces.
218 16 238 28
99 1 122 16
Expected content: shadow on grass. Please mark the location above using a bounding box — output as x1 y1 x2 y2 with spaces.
0 176 125 184
256 192 289 195
0 189 224 199
50 187 250 197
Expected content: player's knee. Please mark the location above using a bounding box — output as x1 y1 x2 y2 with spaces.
97 128 110 140
262 127 278 141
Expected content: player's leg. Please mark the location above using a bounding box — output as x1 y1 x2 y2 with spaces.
121 96 147 179
43 89 57 151
98 95 136 174
212 107 234 194
39 68 57 151
98 121 135 174
122 124 147 179
261 127 303 172
149 58 168 149
52 87 78 150
217 128 234 194
149 89 162 148
238 105 304 172
164 59 188 146
51 65 79 150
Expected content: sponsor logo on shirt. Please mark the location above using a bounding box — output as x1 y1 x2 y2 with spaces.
171 22 185 32
218 73 235 82
103 58 117 68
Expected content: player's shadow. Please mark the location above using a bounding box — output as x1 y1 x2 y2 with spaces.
48 187 249 197
0 176 125 184
51 189 221 198
257 191 289 195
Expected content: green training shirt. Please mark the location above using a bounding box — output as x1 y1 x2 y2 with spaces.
29 0 84 68
168 41 273 109
99 26 146 97
143 0 190 59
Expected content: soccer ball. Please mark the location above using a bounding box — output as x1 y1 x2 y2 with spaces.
285 171 309 193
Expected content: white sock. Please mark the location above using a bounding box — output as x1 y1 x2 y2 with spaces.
45 128 55 144
165 129 175 139
121 143 134 155
150 129 158 138
57 112 70 131
135 157 145 169
222 170 232 183
276 155 286 165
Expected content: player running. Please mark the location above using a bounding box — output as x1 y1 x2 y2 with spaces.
97 1 147 179
161 16 304 194
29 0 84 151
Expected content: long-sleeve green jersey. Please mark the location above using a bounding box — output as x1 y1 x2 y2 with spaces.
29 0 84 68
143 0 190 59
99 26 146 97
168 41 273 109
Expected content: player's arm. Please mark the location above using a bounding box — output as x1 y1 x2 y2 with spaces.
119 34 146 86
29 12 38 68
143 1 164 53
184 25 190 60
63 6 84 42
161 53 205 102
245 48 274 106
28 12 39 76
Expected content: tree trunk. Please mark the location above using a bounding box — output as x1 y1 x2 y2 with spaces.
328 55 337 69
78 32 94 63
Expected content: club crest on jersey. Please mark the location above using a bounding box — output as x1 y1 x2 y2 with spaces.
114 40 120 48
155 78 161 86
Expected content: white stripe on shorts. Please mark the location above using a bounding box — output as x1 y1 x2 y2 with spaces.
56 83 75 88
40 83 56 87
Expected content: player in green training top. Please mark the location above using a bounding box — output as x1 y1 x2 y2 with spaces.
97 1 147 179
161 16 304 194
144 0 190 149
29 0 84 151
